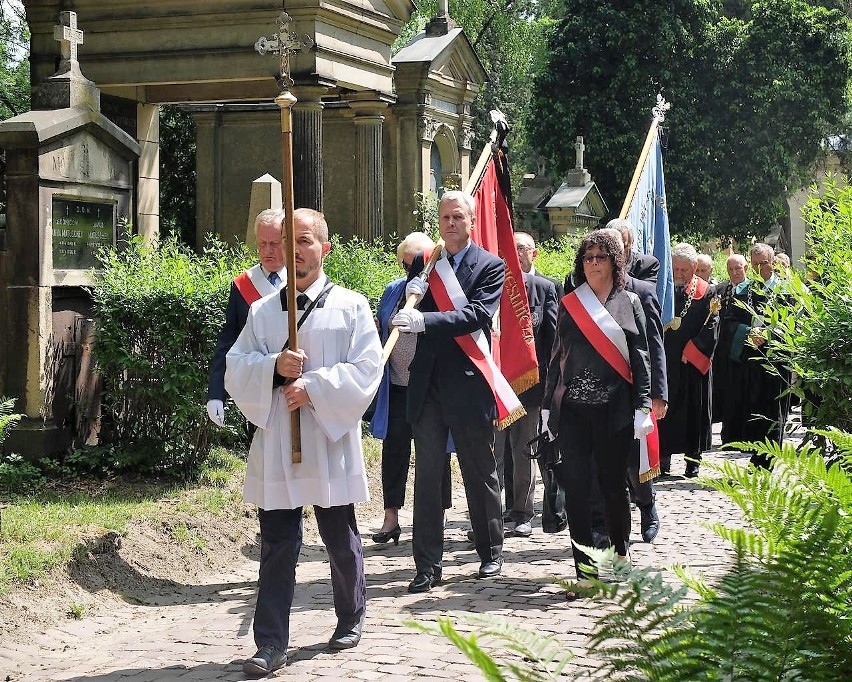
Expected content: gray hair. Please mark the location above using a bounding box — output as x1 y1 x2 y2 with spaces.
605 218 633 249
726 253 747 268
697 253 713 268
750 242 775 262
671 242 699 264
439 190 476 216
254 208 285 237
397 231 435 266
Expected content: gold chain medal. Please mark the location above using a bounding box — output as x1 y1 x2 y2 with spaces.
667 276 698 332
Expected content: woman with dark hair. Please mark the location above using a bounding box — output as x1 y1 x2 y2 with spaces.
542 230 653 595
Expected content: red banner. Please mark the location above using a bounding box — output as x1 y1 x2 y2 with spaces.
471 156 539 395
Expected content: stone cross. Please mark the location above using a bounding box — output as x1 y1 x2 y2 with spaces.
574 136 585 169
254 11 313 91
438 0 449 16
53 11 84 66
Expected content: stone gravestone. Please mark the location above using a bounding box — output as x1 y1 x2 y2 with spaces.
0 12 139 457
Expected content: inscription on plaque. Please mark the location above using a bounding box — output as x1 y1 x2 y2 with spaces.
52 198 114 269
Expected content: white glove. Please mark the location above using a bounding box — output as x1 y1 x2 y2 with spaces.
405 276 429 302
541 409 554 441
633 409 653 440
391 308 425 333
206 399 225 426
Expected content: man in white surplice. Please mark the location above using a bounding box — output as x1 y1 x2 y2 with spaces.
225 208 382 676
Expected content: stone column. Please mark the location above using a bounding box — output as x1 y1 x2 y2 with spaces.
293 86 326 212
191 108 219 250
137 104 160 242
350 97 387 241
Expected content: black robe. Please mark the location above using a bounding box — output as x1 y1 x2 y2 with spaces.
658 278 719 458
715 279 790 457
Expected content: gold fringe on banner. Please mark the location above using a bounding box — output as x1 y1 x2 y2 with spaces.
639 465 661 484
497 405 527 431
509 367 539 397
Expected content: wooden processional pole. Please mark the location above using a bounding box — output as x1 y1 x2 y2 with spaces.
256 13 313 463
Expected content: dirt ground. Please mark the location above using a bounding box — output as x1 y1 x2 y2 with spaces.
0 458 387 645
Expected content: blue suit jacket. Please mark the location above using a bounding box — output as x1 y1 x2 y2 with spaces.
406 243 505 426
207 281 252 401
369 277 405 439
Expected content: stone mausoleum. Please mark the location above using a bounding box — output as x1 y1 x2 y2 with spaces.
21 0 487 245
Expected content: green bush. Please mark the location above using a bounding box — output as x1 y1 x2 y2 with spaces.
761 178 852 433
534 235 582 286
92 236 254 478
0 396 22 448
323 235 400 311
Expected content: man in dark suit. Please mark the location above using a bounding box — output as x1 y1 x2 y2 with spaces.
206 208 286 426
495 232 562 537
392 190 506 592
608 218 660 285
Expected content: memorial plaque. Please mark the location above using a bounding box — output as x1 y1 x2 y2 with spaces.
52 198 115 269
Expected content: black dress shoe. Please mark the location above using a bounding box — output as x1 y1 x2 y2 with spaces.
408 570 441 593
639 503 660 542
684 461 700 478
328 613 365 650
478 558 503 578
243 645 287 676
372 525 401 546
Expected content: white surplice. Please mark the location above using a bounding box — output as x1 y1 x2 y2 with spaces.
225 278 382 510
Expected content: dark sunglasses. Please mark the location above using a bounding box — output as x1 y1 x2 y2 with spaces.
582 254 609 264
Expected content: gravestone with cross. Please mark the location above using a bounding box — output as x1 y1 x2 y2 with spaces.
0 11 139 457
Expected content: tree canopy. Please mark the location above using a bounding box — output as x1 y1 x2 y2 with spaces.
530 0 852 240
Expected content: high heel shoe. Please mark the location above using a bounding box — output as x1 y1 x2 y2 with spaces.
372 525 401 546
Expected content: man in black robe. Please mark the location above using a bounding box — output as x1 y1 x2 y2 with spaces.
658 243 719 477
716 245 790 468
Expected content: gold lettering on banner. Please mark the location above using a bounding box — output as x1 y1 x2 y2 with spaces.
500 257 534 345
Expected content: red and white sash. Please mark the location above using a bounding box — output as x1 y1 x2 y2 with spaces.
563 283 660 481
234 264 279 306
428 256 525 430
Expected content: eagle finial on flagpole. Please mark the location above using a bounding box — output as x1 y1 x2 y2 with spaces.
653 94 671 123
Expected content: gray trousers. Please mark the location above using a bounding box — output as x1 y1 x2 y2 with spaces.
412 387 502 575
495 406 538 523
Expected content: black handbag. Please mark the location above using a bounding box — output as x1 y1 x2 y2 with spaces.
526 433 567 533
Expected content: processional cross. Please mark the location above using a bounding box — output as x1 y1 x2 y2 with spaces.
254 12 313 464
255 12 313 91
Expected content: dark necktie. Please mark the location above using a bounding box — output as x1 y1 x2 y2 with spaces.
447 254 455 269
296 293 310 310
268 271 280 286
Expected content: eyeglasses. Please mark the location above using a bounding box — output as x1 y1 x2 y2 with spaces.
582 254 609 264
402 261 412 272
516 245 533 253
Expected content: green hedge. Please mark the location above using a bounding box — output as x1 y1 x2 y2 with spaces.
92 236 254 477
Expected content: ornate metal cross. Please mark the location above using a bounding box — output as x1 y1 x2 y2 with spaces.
54 11 84 66
254 12 313 91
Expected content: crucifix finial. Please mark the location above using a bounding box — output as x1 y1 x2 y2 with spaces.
255 12 313 92
53 11 84 68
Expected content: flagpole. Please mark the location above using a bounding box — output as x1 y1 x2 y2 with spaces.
619 94 671 219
